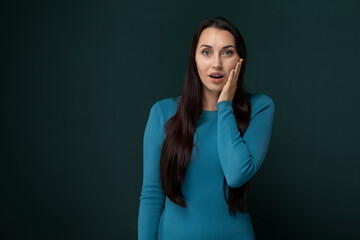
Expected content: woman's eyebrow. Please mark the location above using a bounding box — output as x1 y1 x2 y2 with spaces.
200 44 235 49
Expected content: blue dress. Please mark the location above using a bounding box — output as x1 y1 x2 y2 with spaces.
138 93 275 240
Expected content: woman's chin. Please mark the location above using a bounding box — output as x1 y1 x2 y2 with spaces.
202 83 225 95
210 86 224 93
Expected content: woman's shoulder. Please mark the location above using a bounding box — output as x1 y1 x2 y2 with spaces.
247 92 274 105
156 95 180 108
246 92 275 117
150 95 180 121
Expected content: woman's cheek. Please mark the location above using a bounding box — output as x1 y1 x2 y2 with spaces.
232 59 238 69
201 58 210 65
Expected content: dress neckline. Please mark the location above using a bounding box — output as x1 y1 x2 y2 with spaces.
200 109 218 117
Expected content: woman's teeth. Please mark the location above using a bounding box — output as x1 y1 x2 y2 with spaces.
210 75 223 79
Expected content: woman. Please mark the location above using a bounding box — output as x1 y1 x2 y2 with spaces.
138 17 275 240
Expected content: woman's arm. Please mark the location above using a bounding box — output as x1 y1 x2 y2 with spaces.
138 102 165 240
216 94 275 188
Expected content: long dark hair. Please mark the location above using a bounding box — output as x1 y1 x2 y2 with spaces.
159 17 251 216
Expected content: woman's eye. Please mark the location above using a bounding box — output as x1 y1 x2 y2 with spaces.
202 50 211 56
201 50 233 56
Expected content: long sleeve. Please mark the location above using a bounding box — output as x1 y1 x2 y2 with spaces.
138 102 166 240
216 94 275 188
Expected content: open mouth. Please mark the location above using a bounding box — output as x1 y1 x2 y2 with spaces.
209 73 225 82
209 74 224 79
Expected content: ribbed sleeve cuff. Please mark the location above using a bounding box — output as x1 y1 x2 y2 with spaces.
216 100 233 110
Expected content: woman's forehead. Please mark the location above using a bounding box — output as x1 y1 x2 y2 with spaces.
197 28 235 48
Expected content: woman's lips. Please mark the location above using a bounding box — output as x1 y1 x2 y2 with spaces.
209 75 224 83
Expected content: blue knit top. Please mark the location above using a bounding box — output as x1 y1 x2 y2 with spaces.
138 93 275 240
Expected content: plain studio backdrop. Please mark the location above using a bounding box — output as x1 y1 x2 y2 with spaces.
2 0 360 239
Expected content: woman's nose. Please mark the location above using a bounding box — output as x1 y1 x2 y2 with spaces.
212 55 223 69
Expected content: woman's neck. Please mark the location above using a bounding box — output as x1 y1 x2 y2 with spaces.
202 89 220 111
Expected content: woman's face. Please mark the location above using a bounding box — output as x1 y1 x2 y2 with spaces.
195 27 240 94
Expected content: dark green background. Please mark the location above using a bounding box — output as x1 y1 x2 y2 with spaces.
2 0 360 239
